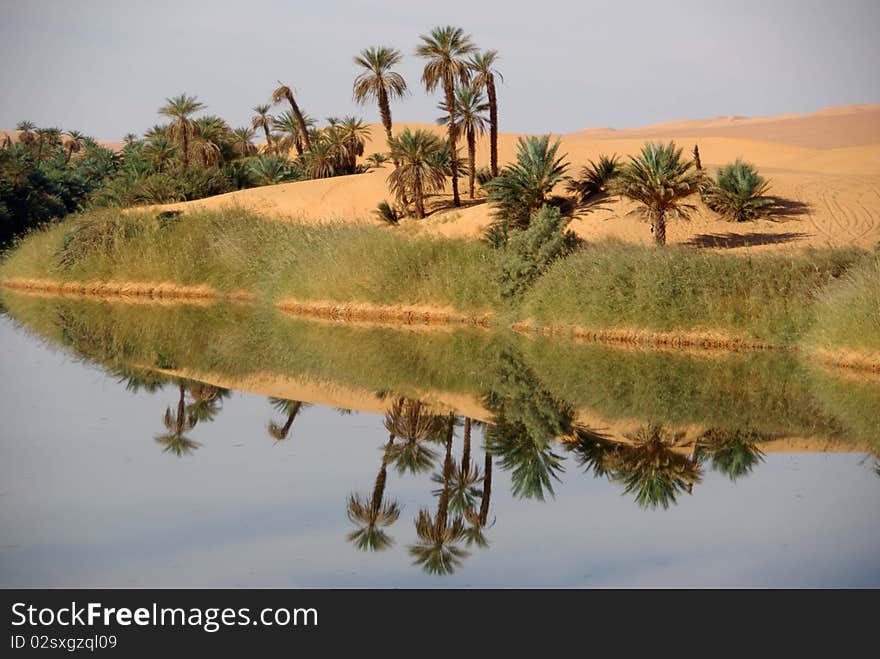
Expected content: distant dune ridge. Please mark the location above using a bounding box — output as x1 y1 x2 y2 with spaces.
11 104 880 251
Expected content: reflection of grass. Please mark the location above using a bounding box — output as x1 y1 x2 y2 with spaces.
3 291 877 448
520 242 863 344
524 337 850 440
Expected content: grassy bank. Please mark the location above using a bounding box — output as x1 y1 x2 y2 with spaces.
2 207 878 356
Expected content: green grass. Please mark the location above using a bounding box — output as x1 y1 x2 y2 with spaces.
806 254 880 355
0 207 500 313
2 208 876 353
520 241 863 344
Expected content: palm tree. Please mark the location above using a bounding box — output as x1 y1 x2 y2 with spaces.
464 448 494 547
346 435 402 551
230 126 257 157
485 134 569 231
613 141 702 245
190 115 229 167
251 104 275 153
158 94 206 171
387 128 448 218
566 154 621 203
365 152 390 169
415 26 477 208
184 382 228 423
142 135 178 173
267 398 306 442
334 116 371 174
352 46 407 147
249 154 297 185
273 110 315 157
383 398 445 474
123 132 140 148
35 127 62 160
15 121 36 148
701 159 774 222
469 50 502 177
440 85 488 199
692 144 702 170
271 82 312 153
155 382 200 456
409 414 469 574
303 135 338 179
63 130 85 164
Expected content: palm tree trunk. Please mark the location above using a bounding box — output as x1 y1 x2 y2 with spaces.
467 128 476 199
370 436 394 514
487 77 499 178
181 122 190 171
261 125 273 154
436 415 455 534
414 168 425 218
654 212 667 246
444 77 461 207
176 383 186 434
378 89 398 168
280 401 302 438
65 145 73 165
462 417 472 467
284 90 312 152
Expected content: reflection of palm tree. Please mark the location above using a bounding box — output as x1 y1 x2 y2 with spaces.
155 382 200 456
409 415 469 575
434 417 483 514
267 397 308 442
608 424 702 510
565 425 617 478
465 449 494 548
346 435 402 552
694 428 765 481
185 382 228 423
383 398 445 474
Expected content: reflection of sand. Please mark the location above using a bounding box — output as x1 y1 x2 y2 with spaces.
153 366 874 454
148 104 880 252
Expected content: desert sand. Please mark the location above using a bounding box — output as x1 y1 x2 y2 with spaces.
151 104 880 252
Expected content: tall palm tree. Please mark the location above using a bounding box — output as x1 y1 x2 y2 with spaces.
272 110 315 157
613 141 702 245
440 85 488 199
251 104 275 153
267 398 306 442
346 435 402 551
387 128 448 218
63 130 85 164
469 50 502 177
352 46 408 148
155 382 200 456
271 82 312 153
230 126 257 157
415 26 477 208
409 414 469 574
158 94 206 171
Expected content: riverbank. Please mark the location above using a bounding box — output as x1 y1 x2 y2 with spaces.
2 207 878 369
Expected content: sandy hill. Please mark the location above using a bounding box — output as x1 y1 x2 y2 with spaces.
151 105 880 251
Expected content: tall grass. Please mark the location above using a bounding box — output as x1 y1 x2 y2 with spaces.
0 208 500 313
520 241 862 344
806 255 880 355
1 208 875 351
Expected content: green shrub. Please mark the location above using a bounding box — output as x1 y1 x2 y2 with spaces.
702 159 774 222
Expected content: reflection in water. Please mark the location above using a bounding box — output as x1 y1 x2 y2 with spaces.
384 398 444 475
346 435 402 552
2 292 878 580
694 428 766 481
409 415 470 575
267 398 308 442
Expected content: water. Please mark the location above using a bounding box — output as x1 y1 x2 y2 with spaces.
1 294 878 587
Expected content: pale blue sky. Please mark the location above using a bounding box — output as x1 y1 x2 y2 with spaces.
1 0 879 139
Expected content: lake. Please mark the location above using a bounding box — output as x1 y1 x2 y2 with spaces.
1 292 878 587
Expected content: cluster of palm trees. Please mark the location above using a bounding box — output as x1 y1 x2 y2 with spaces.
8 122 92 163
351 27 502 219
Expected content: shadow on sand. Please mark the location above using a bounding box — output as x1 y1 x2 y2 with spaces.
685 231 810 248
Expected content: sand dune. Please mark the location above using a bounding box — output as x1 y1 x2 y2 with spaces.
151 104 880 251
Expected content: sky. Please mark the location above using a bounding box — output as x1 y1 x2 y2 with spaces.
1 0 879 140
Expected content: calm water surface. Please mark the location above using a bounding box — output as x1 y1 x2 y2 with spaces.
0 302 878 587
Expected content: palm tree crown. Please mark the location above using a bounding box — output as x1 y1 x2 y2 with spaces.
387 128 448 218
353 46 407 144
158 94 206 171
